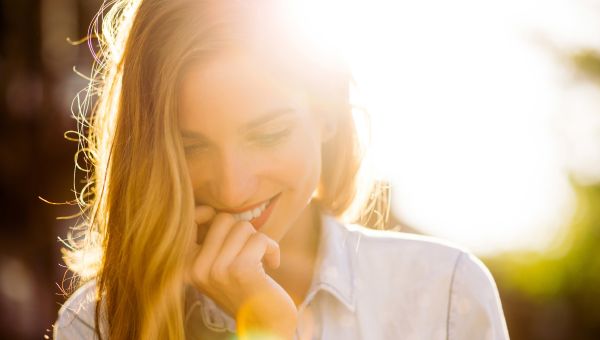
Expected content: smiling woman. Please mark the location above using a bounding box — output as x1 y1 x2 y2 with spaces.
178 52 326 242
52 0 509 339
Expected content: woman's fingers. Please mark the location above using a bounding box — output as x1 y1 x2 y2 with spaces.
192 213 237 282
262 235 281 270
210 221 256 283
230 232 281 281
191 211 281 294
195 205 216 225
195 205 216 245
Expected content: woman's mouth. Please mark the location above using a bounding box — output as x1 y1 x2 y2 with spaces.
231 193 281 230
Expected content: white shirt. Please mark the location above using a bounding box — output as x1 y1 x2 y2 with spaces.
53 213 510 339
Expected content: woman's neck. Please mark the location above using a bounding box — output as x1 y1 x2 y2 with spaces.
266 201 321 307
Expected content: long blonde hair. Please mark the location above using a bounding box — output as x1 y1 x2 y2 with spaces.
60 0 389 338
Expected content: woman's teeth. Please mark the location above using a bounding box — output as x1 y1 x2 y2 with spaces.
232 200 269 221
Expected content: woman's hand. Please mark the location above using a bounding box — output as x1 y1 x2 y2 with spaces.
188 205 298 339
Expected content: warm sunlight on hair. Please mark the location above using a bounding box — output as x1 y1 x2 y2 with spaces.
281 0 355 57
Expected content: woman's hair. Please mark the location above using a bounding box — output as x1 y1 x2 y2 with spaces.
60 0 390 338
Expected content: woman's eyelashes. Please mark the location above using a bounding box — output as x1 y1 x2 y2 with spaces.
184 142 209 155
183 127 293 156
250 127 292 146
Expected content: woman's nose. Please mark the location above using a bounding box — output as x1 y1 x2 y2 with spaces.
211 149 258 209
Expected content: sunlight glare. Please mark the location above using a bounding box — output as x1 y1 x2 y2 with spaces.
287 0 599 255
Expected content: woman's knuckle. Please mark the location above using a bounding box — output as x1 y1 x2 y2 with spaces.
209 264 228 285
251 232 267 243
230 262 252 283
229 263 244 281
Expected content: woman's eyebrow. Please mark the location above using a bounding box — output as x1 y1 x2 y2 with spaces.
180 129 208 140
180 108 295 140
241 108 296 131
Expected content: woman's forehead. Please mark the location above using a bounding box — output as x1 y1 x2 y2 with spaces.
177 52 310 129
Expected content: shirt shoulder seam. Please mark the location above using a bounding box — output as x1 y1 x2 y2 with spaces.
446 250 466 340
59 305 96 331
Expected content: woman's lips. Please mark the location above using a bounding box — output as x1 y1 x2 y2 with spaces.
249 193 281 230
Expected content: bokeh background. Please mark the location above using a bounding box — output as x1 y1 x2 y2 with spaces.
1 0 599 339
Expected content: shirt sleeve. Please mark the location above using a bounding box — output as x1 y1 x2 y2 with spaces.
53 307 98 340
447 251 510 340
53 280 102 340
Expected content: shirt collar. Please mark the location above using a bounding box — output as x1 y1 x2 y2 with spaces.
300 212 356 312
184 212 357 333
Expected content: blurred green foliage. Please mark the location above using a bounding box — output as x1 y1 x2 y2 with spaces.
492 180 600 298
572 50 600 85
488 181 600 339
485 52 600 340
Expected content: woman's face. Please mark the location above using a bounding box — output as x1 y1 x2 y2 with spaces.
178 52 325 242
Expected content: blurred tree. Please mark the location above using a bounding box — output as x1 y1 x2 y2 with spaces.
486 52 600 340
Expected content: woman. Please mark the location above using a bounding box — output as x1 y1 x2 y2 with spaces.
53 0 510 339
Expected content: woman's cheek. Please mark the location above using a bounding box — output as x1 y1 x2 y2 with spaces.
269 131 321 191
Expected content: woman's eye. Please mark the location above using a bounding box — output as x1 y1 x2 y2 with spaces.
252 129 292 146
184 143 209 155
